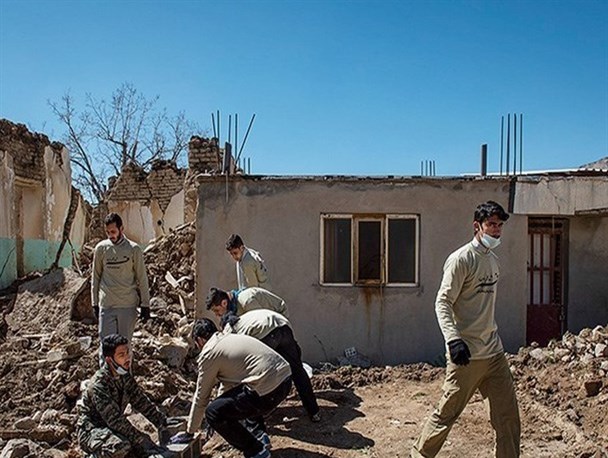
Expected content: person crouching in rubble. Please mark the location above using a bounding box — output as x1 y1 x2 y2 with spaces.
221 309 321 422
170 318 292 458
76 334 170 458
206 286 288 318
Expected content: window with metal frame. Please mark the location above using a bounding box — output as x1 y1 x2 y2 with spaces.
321 213 419 286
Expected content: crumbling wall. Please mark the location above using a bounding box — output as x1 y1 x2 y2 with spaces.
0 119 87 289
106 161 186 244
0 151 16 289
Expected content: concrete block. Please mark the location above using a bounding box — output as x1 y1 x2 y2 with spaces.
166 433 202 458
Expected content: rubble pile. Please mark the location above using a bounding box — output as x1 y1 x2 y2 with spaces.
144 223 196 315
0 265 198 457
509 325 608 450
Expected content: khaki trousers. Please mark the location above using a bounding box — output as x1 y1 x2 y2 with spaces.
411 352 520 458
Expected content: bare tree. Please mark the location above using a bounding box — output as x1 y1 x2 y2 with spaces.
49 83 198 203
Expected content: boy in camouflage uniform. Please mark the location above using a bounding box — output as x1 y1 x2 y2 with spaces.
77 334 169 457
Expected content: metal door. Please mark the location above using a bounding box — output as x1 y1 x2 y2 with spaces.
526 218 568 346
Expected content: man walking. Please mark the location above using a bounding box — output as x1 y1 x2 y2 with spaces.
92 213 151 360
77 334 169 457
225 234 272 291
221 309 320 422
172 319 292 458
206 286 288 318
411 201 520 458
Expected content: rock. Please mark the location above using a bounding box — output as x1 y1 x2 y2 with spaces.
158 337 189 369
0 438 43 457
63 381 80 400
39 409 59 425
13 417 36 430
600 361 608 372
583 379 603 397
553 348 570 360
529 348 547 361
594 343 608 358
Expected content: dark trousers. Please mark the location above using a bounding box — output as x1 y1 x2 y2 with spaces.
205 377 292 458
262 325 319 417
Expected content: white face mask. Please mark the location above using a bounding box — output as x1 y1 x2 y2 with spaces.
480 233 501 249
110 358 129 376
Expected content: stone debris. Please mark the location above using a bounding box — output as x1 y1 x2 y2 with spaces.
1 221 607 455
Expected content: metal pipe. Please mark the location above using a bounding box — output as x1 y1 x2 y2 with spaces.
228 115 232 143
520 113 523 174
236 114 256 164
211 113 217 139
235 113 239 169
506 114 511 176
481 144 487 176
514 114 517 175
500 116 504 175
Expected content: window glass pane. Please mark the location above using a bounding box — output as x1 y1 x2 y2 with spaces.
358 221 382 281
388 218 416 283
323 218 351 283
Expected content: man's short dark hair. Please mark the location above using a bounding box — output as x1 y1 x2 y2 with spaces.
225 234 244 251
474 201 510 224
104 212 123 228
102 334 129 358
192 319 218 341
206 287 229 310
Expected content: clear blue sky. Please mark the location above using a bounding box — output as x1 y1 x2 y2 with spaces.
1 0 606 176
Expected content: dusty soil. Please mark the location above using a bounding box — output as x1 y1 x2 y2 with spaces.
0 232 606 457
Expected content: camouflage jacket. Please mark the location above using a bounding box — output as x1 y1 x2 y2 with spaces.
78 365 166 445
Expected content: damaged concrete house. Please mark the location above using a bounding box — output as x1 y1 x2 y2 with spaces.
2 117 607 369
192 158 608 365
0 120 88 290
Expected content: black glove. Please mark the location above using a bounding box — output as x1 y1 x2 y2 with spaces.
448 339 471 366
140 307 151 322
169 431 194 444
93 305 99 319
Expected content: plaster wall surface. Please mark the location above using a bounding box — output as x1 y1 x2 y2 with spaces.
196 176 527 365
514 176 608 215
0 151 16 289
44 145 72 242
567 216 608 331
107 201 156 245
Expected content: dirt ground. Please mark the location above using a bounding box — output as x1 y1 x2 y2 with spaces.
0 248 607 457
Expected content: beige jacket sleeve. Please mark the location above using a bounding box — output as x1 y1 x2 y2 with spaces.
132 246 150 308
91 245 103 308
435 253 468 344
186 354 219 434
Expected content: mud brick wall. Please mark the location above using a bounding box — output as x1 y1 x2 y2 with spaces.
0 119 63 182
107 161 186 212
147 161 187 211
188 136 221 173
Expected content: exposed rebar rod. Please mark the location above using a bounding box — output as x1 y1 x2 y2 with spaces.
500 116 504 175
236 114 256 165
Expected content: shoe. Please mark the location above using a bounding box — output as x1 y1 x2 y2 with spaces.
310 412 321 423
257 432 271 450
248 448 271 458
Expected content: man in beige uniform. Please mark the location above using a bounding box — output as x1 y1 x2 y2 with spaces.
221 309 320 421
92 213 150 363
206 287 288 318
225 234 272 291
171 319 291 458
411 201 520 458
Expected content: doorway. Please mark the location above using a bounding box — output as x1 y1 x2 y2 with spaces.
526 218 568 346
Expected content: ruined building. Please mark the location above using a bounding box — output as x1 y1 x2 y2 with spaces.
0 119 88 289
